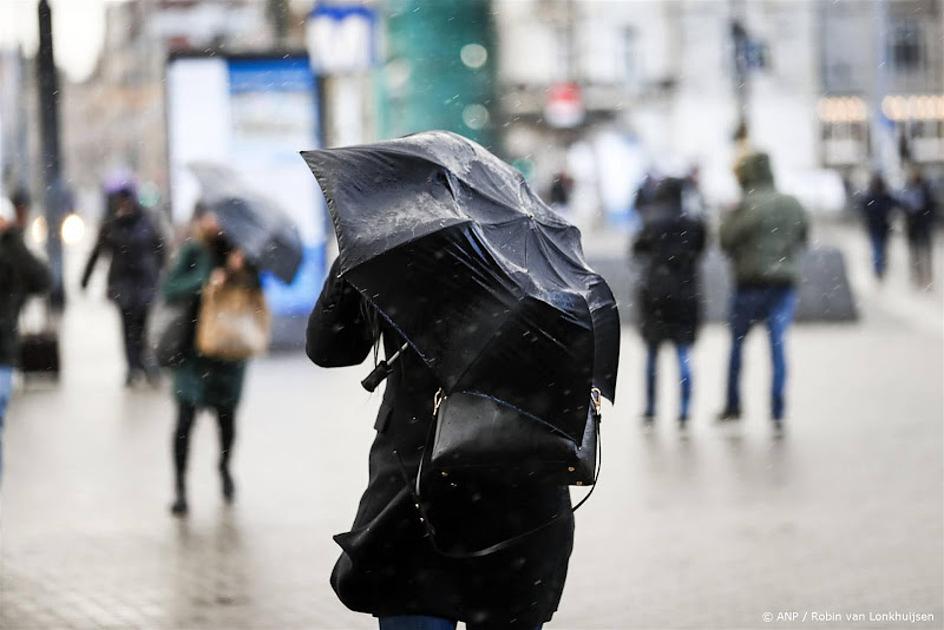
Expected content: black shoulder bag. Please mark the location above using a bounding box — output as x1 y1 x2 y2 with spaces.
395 387 603 559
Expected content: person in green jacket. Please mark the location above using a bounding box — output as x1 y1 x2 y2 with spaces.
718 152 809 430
161 206 254 516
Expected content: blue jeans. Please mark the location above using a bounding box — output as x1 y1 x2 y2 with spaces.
869 230 889 278
0 364 13 481
379 616 542 630
724 287 797 420
645 342 692 418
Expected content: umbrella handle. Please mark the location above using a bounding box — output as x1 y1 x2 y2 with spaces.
360 342 410 392
361 361 391 392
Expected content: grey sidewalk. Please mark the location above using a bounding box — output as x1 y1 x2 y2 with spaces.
1 226 941 629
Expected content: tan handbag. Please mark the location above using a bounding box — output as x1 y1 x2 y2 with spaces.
196 280 271 360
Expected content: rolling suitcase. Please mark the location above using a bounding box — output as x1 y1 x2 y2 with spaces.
18 332 60 378
17 298 61 381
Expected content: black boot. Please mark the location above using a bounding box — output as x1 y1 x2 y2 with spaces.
170 481 188 516
220 466 235 504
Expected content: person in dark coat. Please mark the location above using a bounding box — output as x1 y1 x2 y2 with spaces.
81 186 166 385
899 166 937 289
631 177 707 427
859 173 898 280
307 260 572 630
0 190 52 480
161 207 256 516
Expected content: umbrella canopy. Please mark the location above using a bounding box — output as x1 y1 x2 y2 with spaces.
302 131 619 442
188 162 303 283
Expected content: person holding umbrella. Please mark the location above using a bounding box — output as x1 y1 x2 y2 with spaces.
631 177 707 427
304 132 619 630
161 205 256 516
159 168 301 516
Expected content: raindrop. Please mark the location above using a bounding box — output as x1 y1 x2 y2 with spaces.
463 104 489 130
460 43 488 70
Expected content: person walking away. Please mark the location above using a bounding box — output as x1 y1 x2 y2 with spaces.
900 166 937 289
718 152 809 431
307 259 569 629
0 191 52 481
631 177 707 428
859 173 898 281
633 170 660 222
548 170 574 217
161 207 257 516
81 186 166 386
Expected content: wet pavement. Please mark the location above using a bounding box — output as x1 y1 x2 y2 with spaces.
1 225 942 629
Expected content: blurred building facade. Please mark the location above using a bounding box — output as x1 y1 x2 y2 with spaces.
494 0 944 218
4 0 943 224
818 0 944 177
61 0 309 216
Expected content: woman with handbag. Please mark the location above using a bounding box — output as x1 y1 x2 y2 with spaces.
161 207 266 516
307 258 570 630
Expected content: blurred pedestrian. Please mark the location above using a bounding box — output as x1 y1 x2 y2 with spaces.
682 164 707 217
631 177 707 427
859 173 898 281
548 170 573 216
718 152 809 430
81 186 166 386
899 166 937 289
161 206 259 516
0 191 52 480
633 170 660 220
307 259 568 630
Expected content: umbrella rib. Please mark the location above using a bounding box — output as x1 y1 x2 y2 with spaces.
445 293 524 393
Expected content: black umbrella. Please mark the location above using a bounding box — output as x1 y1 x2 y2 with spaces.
188 162 303 283
302 131 619 441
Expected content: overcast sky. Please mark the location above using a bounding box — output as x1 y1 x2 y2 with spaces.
0 0 110 82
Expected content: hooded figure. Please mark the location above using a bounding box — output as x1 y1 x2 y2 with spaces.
719 152 809 427
631 177 707 425
81 186 166 384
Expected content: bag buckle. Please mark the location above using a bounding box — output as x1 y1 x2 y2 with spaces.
433 388 446 414
590 387 602 417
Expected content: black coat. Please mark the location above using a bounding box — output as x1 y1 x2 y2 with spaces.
860 191 897 237
632 214 707 346
307 260 574 629
901 180 937 243
0 228 51 364
81 209 166 311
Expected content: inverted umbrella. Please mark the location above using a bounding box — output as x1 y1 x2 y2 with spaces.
302 131 619 441
188 162 303 283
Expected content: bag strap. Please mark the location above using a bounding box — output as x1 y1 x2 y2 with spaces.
393 388 603 560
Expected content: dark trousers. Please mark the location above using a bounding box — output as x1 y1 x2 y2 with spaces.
724 286 797 420
908 237 933 288
644 342 692 418
868 230 889 279
118 305 150 373
173 401 236 491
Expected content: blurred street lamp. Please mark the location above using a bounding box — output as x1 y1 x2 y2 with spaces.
36 0 67 309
